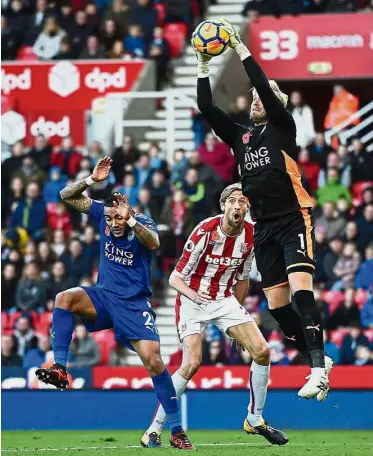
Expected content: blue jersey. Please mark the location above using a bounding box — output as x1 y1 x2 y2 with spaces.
89 200 156 303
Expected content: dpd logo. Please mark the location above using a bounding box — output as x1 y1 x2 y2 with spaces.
85 67 126 93
1 69 31 94
30 116 70 138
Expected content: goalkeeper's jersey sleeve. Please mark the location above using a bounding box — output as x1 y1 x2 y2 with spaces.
196 57 312 221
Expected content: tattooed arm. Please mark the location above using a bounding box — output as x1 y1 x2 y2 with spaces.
60 156 113 213
133 221 160 251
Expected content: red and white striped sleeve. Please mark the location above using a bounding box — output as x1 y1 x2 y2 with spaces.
174 223 209 278
236 250 255 281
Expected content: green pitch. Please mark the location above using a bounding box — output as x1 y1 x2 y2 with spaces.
2 430 373 456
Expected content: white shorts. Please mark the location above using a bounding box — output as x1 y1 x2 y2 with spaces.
176 295 253 341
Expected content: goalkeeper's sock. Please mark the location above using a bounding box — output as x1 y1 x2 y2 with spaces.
151 369 182 435
148 371 188 433
51 307 74 368
246 361 270 427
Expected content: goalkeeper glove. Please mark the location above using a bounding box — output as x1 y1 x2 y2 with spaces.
219 18 251 60
191 38 212 77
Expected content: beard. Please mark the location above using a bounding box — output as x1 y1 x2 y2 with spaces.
250 109 267 124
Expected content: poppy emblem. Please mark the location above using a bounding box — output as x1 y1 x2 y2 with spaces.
105 226 110 236
211 231 220 242
242 132 251 144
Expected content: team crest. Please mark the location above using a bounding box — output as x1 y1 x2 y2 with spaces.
240 243 248 253
211 231 220 242
105 226 110 236
127 229 135 241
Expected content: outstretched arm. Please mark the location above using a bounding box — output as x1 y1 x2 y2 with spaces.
194 45 241 148
220 19 295 133
60 156 113 213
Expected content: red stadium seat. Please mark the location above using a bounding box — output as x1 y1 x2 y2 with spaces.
38 311 53 335
164 23 188 58
355 289 368 309
2 312 9 330
330 329 349 347
364 329 373 342
322 290 345 314
8 311 22 329
91 330 116 365
351 181 373 206
154 2 166 25
17 46 38 61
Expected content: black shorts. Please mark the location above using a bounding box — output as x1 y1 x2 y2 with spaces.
254 208 316 291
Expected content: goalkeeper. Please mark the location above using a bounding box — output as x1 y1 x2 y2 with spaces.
194 19 333 402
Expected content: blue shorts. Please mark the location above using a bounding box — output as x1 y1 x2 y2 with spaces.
80 286 160 351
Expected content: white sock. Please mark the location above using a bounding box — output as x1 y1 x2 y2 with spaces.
246 361 270 427
147 370 189 433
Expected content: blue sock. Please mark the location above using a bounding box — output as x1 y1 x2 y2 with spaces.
51 307 74 368
152 369 182 435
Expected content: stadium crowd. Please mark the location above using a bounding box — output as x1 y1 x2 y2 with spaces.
2 80 373 369
1 0 373 370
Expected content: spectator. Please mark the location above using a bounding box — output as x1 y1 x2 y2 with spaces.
328 288 361 329
131 0 158 43
137 187 152 218
313 226 329 283
176 168 209 222
80 34 105 59
82 226 100 266
47 202 73 237
356 204 373 251
43 167 66 204
115 173 139 207
340 324 369 364
308 132 333 165
151 26 169 60
69 325 101 367
29 135 52 172
10 182 47 239
198 133 235 184
23 335 51 369
290 91 315 148
53 36 75 59
324 84 359 131
134 153 153 188
109 342 129 366
111 135 140 183
2 263 18 311
333 242 361 290
100 18 122 52
350 137 373 184
298 148 320 193
11 154 47 187
355 187 373 218
103 0 130 37
1 14 18 60
316 201 347 240
62 239 92 285
327 0 355 12
24 240 37 264
161 189 195 239
37 241 57 279
24 0 51 45
4 0 29 45
323 330 340 365
361 292 373 328
69 10 90 57
5 177 24 221
356 243 373 291
242 0 279 17
88 141 105 166
318 151 351 189
146 170 171 221
109 39 132 59
2 141 26 191
229 95 251 127
268 340 290 366
323 236 344 285
4 249 23 277
15 262 47 313
33 16 66 60
317 167 352 207
187 150 223 195
202 340 227 365
354 345 373 366
56 3 74 33
313 287 330 327
50 229 67 259
170 149 189 185
51 137 83 178
149 42 169 90
1 335 22 367
13 317 38 358
148 143 169 177
46 261 74 301
85 2 101 33
124 24 145 57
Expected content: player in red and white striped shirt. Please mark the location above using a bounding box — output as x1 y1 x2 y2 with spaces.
142 184 288 448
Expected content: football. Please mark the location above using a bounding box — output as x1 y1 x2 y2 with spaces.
192 20 230 57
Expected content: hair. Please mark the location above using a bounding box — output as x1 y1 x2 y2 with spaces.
219 183 245 210
252 80 288 107
104 192 121 207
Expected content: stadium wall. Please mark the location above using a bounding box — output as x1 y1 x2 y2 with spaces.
2 390 373 431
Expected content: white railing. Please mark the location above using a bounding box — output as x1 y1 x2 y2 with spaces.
105 91 197 162
325 100 373 152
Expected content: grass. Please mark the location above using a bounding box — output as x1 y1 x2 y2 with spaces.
2 430 373 456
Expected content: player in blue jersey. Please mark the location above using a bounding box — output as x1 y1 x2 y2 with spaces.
35 157 195 450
